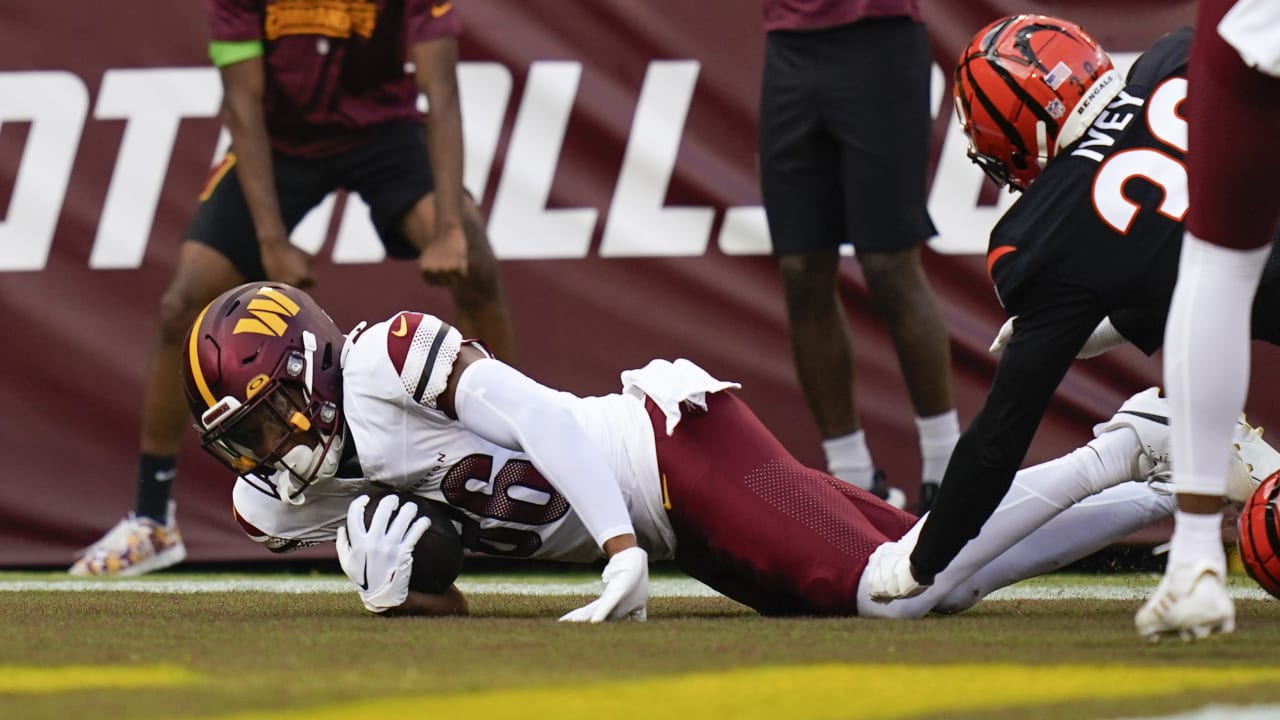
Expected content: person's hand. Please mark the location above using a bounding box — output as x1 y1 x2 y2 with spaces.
558 546 649 622
335 494 431 613
989 316 1016 354
863 539 929 603
418 223 469 287
259 237 315 288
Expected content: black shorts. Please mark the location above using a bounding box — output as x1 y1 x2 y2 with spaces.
759 18 937 256
186 120 433 279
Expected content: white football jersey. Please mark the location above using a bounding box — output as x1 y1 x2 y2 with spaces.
233 312 690 564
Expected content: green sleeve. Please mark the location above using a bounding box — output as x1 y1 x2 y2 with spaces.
208 39 264 68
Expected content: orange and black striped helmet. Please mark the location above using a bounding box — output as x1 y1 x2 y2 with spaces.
954 14 1121 191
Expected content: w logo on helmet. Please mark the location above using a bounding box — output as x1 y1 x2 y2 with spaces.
233 287 301 337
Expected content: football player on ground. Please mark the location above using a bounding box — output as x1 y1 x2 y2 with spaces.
69 0 516 578
180 282 1277 620
863 15 1280 636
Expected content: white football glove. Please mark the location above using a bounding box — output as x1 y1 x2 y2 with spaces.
558 546 649 622
336 494 431 613
864 539 930 603
988 316 1016 354
990 315 1125 359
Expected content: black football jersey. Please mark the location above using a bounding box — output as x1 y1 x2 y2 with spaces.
987 27 1192 353
912 26 1280 583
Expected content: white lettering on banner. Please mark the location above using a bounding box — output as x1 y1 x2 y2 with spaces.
0 72 87 271
333 192 383 262
457 62 512 200
599 60 714 257
292 193 334 255
0 52 1147 272
90 68 223 268
487 61 597 259
718 206 770 255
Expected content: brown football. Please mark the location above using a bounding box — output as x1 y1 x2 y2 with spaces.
364 492 464 594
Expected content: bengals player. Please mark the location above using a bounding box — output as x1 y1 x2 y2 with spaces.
864 15 1280 609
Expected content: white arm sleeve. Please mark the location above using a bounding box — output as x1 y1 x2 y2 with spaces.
1076 316 1127 359
453 358 636 549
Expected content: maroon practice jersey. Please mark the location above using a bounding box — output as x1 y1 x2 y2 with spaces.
206 0 461 157
761 0 922 32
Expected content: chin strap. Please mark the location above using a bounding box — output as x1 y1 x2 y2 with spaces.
272 457 309 506
274 427 346 506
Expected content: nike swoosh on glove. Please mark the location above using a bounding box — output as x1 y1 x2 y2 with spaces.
864 539 930 603
336 494 431 613
559 546 649 622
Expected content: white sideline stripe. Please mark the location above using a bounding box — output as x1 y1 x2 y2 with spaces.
0 577 1275 600
1122 705 1280 720
989 584 1276 601
0 577 720 596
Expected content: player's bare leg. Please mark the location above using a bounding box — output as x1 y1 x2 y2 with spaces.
860 245 958 512
778 248 903 506
71 242 243 576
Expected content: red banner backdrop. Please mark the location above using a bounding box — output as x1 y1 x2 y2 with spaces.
4 1 1243 568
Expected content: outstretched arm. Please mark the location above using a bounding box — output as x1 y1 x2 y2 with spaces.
909 304 1103 585
440 348 649 621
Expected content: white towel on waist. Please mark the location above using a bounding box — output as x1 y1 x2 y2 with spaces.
619 358 740 436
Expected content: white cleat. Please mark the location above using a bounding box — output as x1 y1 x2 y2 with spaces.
1093 387 1172 485
1227 419 1280 504
1135 560 1235 642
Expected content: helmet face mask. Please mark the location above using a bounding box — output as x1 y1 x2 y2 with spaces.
967 144 1019 190
182 283 347 501
202 381 316 476
953 14 1121 191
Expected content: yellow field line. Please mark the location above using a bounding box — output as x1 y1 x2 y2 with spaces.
201 663 1280 719
0 665 201 694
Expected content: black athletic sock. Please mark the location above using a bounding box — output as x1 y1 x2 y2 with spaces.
135 454 177 523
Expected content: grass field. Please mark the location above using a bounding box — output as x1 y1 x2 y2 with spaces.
4 569 1280 720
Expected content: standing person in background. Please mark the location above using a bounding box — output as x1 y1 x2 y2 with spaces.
757 0 958 511
70 0 517 577
1139 0 1280 641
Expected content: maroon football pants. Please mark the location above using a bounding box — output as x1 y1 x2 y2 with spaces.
647 392 916 616
1186 0 1280 249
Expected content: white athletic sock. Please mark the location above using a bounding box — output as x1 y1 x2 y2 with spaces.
916 410 959 485
823 430 875 489
1168 510 1227 567
1164 234 1270 497
858 435 1133 619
